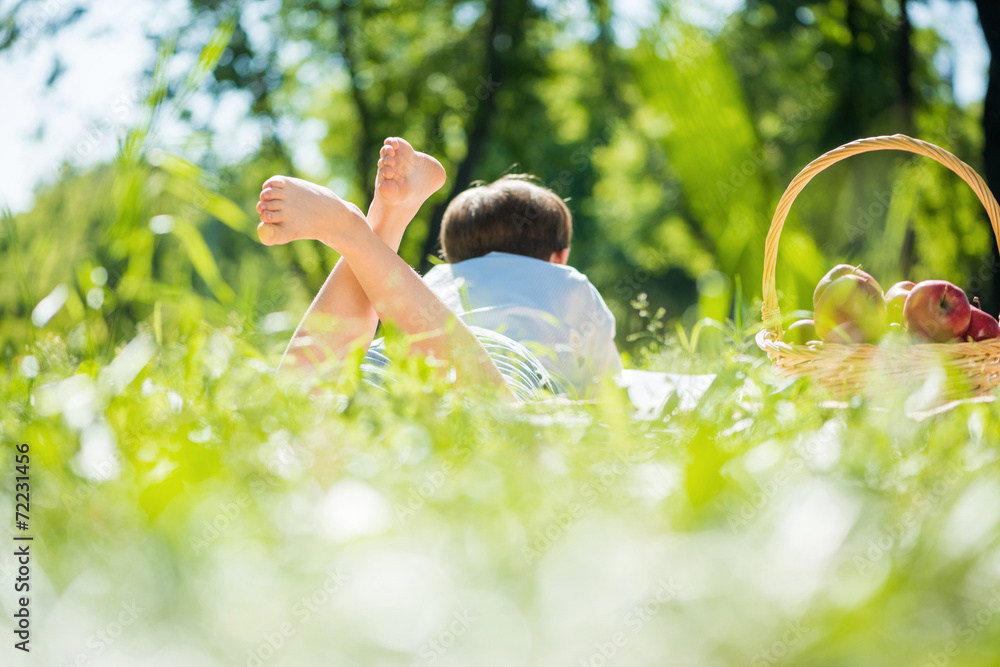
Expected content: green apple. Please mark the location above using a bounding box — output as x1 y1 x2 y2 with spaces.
814 274 888 343
783 319 818 345
814 264 883 311
884 280 916 325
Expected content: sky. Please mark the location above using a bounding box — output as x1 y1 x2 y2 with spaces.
0 0 991 215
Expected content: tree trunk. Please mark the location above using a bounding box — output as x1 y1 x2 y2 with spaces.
335 4 375 205
417 0 525 270
897 0 916 277
896 0 914 128
842 0 863 140
973 0 1000 314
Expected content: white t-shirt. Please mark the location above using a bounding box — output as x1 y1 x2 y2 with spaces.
423 252 622 396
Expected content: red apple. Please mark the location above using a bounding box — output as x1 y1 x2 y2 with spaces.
903 280 972 342
964 307 1000 341
884 280 916 325
783 319 818 345
814 264 883 310
814 274 888 343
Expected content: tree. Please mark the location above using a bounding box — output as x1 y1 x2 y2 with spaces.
973 0 1000 312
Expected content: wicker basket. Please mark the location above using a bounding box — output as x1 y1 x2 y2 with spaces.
755 134 1000 400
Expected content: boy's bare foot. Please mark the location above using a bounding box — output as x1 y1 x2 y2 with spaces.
256 176 366 248
375 137 446 211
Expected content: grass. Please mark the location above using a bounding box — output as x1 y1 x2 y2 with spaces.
3 323 1000 666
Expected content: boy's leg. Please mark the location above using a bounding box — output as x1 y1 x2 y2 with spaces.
259 138 444 372
258 142 510 392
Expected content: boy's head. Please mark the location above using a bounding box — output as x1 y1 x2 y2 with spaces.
439 174 572 264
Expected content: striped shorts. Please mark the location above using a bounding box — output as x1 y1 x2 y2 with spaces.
360 327 560 401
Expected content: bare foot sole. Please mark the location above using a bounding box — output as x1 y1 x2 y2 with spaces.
375 137 446 208
256 176 365 247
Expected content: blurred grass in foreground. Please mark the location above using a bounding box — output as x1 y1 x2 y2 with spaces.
2 324 1000 666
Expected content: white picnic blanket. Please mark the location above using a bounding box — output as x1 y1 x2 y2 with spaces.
617 369 716 419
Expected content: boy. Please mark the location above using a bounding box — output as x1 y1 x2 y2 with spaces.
256 138 621 398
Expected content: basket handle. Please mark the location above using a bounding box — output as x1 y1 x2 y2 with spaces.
761 134 1000 338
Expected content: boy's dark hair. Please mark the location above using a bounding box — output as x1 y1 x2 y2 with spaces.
439 174 573 263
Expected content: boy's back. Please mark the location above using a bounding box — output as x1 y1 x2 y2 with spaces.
424 251 622 396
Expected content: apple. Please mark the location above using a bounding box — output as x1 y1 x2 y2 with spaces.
814 274 888 343
884 280 916 325
814 264 883 310
783 319 818 345
902 280 971 342
964 307 1000 341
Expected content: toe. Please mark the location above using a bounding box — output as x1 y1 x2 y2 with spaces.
261 187 285 201
380 144 394 157
256 221 274 245
262 175 287 190
262 200 284 211
256 201 265 214
379 166 395 180
257 221 287 246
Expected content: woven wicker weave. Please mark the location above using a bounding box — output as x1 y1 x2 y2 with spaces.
755 134 1000 399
